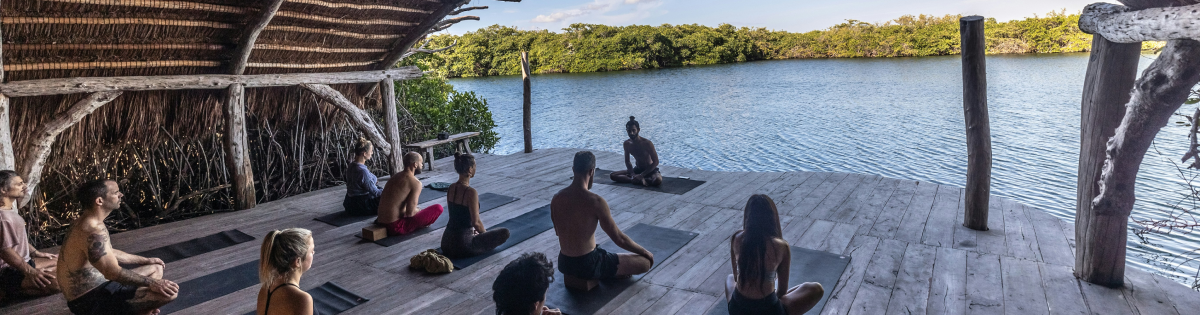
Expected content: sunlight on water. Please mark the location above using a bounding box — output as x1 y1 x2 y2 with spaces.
450 53 1200 288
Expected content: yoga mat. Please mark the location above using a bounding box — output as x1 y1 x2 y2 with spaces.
592 169 705 195
162 260 260 314
545 224 698 315
134 230 255 264
366 193 519 247
442 204 554 269
314 188 451 227
705 246 851 315
240 282 370 315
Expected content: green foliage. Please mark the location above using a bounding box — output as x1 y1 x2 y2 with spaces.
397 54 499 154
416 12 1127 78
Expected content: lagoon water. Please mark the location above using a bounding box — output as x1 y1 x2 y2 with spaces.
449 53 1200 288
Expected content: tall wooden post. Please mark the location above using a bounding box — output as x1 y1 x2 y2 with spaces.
960 16 992 231
520 51 532 153
1074 37 1144 287
0 95 13 171
381 79 404 174
223 84 256 210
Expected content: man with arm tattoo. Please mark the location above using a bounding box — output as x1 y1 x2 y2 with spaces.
57 179 178 315
0 170 59 301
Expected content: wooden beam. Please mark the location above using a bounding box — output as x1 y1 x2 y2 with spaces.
5 44 227 51
375 0 465 69
253 44 387 53
380 79 404 173
300 84 392 153
1074 36 1143 287
959 16 992 231
1 17 236 28
230 0 286 75
262 25 401 40
18 91 122 207
0 95 13 170
1079 3 1200 43
286 0 431 13
521 51 532 153
223 84 255 209
246 61 378 69
273 11 416 26
0 66 422 97
44 0 248 14
4 60 221 71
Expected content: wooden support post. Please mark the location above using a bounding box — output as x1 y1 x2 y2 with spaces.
223 84 256 210
301 84 392 153
19 91 122 207
229 0 285 75
0 94 13 171
959 16 992 231
381 79 404 174
521 51 532 153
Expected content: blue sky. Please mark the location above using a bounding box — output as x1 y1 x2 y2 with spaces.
446 0 1117 34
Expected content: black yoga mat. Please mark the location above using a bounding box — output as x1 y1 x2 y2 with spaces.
314 188 451 227
705 246 852 315
545 224 698 315
240 282 369 315
592 169 705 195
134 230 255 264
366 193 519 247
162 260 259 314
443 204 554 269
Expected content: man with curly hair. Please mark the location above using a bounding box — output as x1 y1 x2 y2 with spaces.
492 252 561 315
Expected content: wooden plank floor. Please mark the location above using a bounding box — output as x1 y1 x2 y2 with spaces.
5 148 1198 315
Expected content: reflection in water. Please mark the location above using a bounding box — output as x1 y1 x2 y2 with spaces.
450 53 1200 287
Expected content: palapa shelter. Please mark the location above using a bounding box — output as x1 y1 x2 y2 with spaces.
0 0 505 245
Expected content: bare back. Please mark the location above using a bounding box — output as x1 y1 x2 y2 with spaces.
730 231 790 299
550 187 606 257
377 172 421 224
56 218 110 300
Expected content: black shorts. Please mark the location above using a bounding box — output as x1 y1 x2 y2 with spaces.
728 289 786 315
558 246 620 280
67 281 138 315
0 259 33 296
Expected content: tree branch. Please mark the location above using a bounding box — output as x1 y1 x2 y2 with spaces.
450 6 487 15
1079 3 1200 43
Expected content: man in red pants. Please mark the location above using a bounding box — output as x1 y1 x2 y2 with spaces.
376 152 443 235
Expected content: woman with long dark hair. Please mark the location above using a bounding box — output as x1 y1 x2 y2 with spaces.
726 194 823 315
256 228 318 315
343 138 382 216
441 153 510 258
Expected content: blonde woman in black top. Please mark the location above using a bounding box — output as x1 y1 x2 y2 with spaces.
256 228 318 315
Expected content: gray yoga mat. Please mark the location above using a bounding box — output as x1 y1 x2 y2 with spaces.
162 260 259 314
705 246 851 315
240 282 369 315
134 229 254 264
545 224 698 315
365 193 519 247
315 188 448 227
592 169 705 195
442 204 554 269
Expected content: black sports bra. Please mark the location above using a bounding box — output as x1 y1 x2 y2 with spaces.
264 283 321 315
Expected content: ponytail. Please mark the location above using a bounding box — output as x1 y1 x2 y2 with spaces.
259 228 313 285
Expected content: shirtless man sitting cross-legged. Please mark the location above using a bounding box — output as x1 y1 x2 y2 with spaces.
552 151 654 284
375 152 444 236
58 179 178 315
609 116 662 187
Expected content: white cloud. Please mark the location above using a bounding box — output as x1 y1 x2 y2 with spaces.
532 0 663 24
532 9 587 23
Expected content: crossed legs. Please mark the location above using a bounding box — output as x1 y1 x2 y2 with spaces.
127 264 176 315
725 274 824 315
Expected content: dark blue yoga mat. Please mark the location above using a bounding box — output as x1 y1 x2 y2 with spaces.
241 281 369 315
162 260 259 314
134 230 255 264
592 169 706 195
442 204 554 269
315 188 448 227
364 193 519 247
545 224 698 315
705 246 851 315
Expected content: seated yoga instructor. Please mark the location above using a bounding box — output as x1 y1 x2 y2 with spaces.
58 179 177 315
0 170 60 301
441 153 510 258
343 138 382 216
725 194 823 315
256 228 318 315
375 152 443 236
551 151 653 282
609 116 662 187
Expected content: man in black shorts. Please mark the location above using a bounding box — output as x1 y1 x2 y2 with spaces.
551 152 653 284
58 180 177 314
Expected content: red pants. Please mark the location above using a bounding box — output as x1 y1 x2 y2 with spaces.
385 204 443 236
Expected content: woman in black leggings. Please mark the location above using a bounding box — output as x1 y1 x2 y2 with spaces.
441 153 510 258
256 228 319 315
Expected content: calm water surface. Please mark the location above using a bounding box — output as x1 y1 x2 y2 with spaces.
450 53 1200 287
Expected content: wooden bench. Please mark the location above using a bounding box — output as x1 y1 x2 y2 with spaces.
403 131 480 171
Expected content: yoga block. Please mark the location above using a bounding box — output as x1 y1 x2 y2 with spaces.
362 224 387 241
563 274 598 291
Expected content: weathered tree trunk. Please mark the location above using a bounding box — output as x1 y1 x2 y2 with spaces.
301 84 392 152
960 16 992 231
0 94 13 171
19 91 123 207
1080 3 1200 43
228 0 285 75
1082 39 1200 287
223 84 256 210
1074 37 1143 287
521 51 532 153
380 79 404 173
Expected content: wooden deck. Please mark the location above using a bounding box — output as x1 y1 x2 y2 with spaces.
6 148 1199 315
